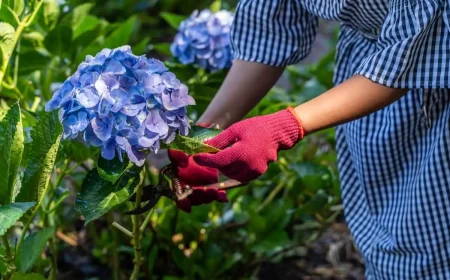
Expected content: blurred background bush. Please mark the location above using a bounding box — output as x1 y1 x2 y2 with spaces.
0 0 365 279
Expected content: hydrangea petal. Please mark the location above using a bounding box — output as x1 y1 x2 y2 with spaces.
91 116 113 141
77 86 100 108
162 84 195 111
104 60 126 74
145 110 169 136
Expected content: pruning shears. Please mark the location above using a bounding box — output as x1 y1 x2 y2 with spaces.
126 163 244 215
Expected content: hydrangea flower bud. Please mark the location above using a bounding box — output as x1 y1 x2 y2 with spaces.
45 46 195 166
170 9 233 71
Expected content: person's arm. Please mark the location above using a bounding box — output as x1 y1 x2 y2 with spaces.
194 74 408 183
197 59 285 128
294 75 407 134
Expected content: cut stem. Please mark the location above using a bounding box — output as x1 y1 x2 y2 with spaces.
112 222 133 238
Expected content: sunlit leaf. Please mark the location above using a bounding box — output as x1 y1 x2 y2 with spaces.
0 202 35 236
165 126 221 154
0 4 19 27
0 22 15 82
16 111 63 205
3 0 23 17
40 0 59 29
0 102 24 205
16 227 54 273
210 0 222 13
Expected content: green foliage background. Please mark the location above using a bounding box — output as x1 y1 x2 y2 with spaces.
0 0 341 279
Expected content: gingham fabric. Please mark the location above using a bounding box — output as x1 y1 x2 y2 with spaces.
231 0 450 279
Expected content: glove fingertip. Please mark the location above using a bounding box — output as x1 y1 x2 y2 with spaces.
176 199 192 213
193 154 218 168
168 149 189 167
217 190 229 202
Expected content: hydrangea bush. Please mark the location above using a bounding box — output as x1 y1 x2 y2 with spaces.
170 9 234 71
45 46 195 166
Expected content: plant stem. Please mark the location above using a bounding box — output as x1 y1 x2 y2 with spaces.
48 237 58 280
129 183 144 280
43 197 58 280
1 235 15 280
139 209 154 232
112 222 133 238
257 180 284 212
16 160 70 254
16 207 38 251
107 214 121 280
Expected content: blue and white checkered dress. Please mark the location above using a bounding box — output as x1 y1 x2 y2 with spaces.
231 0 450 279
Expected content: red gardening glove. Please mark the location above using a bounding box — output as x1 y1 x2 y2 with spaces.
168 132 229 213
194 108 304 183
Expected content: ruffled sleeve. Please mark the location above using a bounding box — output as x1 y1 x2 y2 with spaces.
230 0 318 67
356 0 450 88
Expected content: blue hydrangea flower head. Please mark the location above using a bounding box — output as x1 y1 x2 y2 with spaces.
45 46 195 166
170 9 234 71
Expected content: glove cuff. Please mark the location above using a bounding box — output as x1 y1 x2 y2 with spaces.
268 108 305 150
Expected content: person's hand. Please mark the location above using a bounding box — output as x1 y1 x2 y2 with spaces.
168 148 228 213
194 108 304 183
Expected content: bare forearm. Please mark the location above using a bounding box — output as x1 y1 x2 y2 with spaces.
294 75 408 134
198 59 284 128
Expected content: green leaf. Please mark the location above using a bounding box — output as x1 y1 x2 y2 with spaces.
40 0 59 29
291 162 332 192
165 126 221 154
297 189 329 215
97 155 129 183
210 0 222 13
76 15 138 63
16 227 54 272
0 22 15 68
16 111 63 205
3 0 23 17
18 50 50 75
72 15 99 39
151 42 171 56
60 141 97 164
43 25 72 56
251 230 290 254
0 202 35 236
131 36 150 55
75 164 144 224
44 3 94 55
160 12 187 29
0 4 19 26
0 102 24 205
11 272 46 280
61 3 94 26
